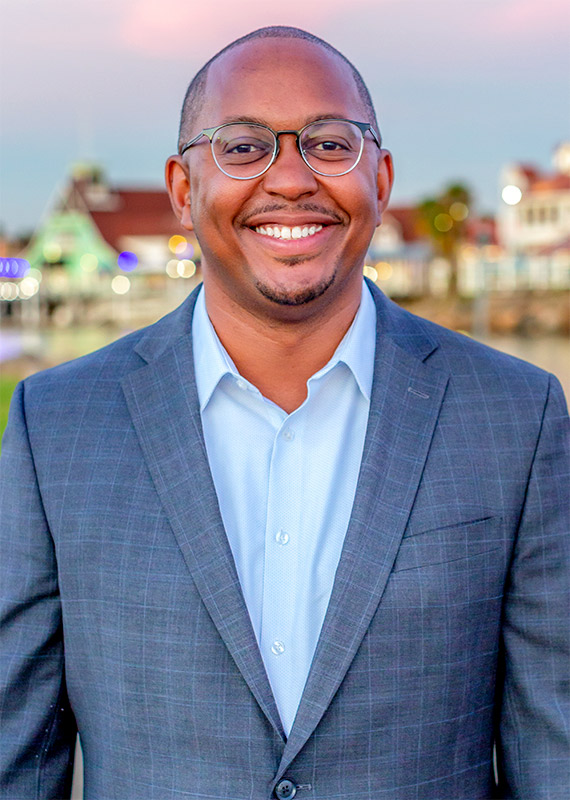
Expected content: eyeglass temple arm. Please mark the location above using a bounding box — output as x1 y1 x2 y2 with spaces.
180 127 219 155
180 133 203 156
360 123 381 148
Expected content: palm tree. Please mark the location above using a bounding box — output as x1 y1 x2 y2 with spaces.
419 183 472 297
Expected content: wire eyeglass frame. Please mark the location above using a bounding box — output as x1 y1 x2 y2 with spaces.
179 118 381 179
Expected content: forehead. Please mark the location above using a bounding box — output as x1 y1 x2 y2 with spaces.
200 39 366 128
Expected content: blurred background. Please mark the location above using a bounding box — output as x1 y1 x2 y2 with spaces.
1 0 569 433
0 3 569 795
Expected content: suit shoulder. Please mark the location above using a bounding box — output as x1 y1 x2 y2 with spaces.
430 318 550 385
376 293 559 410
23 290 197 401
21 301 195 413
24 325 147 396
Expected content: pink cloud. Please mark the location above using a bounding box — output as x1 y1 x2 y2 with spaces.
117 0 380 59
482 0 570 36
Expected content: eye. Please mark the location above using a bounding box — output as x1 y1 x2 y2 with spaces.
215 136 274 164
302 135 355 161
227 140 266 154
312 139 350 152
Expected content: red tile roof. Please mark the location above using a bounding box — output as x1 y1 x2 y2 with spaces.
530 174 570 192
384 206 422 242
65 179 188 251
89 189 188 250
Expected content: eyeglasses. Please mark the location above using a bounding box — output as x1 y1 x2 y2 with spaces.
180 119 381 179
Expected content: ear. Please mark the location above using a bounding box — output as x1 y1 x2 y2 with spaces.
165 155 194 231
376 149 394 226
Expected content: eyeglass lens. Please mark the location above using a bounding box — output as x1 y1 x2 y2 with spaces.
211 120 364 178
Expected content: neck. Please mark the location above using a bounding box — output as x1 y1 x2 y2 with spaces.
203 281 362 414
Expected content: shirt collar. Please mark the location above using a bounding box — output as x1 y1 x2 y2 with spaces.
311 280 376 401
192 280 376 412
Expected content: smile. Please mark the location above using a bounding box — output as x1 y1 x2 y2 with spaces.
253 224 324 240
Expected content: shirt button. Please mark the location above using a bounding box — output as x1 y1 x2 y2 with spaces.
271 640 285 656
236 379 247 390
282 429 295 441
275 529 290 546
274 779 297 799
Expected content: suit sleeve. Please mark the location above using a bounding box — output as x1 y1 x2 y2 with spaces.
497 374 570 798
0 381 76 799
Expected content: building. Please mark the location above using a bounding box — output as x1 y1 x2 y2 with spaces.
8 164 202 326
366 207 432 297
496 142 570 290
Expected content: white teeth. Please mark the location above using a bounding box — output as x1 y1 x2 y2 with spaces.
254 224 323 239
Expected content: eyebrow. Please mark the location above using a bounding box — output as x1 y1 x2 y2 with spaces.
217 113 353 127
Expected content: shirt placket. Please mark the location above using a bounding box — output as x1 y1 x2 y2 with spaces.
259 407 304 735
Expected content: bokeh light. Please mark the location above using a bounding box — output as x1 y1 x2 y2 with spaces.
177 259 196 278
118 251 138 271
0 257 30 278
376 261 393 281
43 242 62 262
168 235 188 255
166 259 180 278
111 275 131 294
449 202 469 221
0 282 20 300
19 277 40 297
502 185 523 205
80 253 98 272
363 265 378 282
434 213 453 232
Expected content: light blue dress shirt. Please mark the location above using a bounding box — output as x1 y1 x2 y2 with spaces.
192 281 376 736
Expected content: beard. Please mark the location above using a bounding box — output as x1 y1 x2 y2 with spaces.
254 267 337 306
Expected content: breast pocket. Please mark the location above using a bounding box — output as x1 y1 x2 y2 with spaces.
391 516 502 572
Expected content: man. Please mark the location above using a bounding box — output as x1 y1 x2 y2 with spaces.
0 25 568 800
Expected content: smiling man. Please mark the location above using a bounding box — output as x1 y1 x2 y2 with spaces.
166 33 393 413
1 26 568 800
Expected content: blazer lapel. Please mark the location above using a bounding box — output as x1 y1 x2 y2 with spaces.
278 288 450 772
121 291 284 739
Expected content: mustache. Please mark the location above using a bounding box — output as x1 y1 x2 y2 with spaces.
238 202 345 226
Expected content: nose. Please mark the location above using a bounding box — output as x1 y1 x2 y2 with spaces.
260 133 319 199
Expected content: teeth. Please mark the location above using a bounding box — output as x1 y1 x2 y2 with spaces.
254 224 323 239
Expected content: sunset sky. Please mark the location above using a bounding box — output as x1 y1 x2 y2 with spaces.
1 0 569 235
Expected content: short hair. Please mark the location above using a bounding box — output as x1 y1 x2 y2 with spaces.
177 26 379 153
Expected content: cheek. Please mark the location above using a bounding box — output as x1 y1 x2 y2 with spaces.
190 176 250 239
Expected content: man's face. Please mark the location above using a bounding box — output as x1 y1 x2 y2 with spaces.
169 39 393 320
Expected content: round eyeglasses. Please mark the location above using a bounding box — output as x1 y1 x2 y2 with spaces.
179 119 381 179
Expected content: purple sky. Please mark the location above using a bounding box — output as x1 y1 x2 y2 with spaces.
1 0 569 235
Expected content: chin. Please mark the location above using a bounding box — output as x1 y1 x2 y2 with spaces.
254 272 336 307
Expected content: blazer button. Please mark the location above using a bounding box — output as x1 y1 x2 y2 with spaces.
274 779 297 799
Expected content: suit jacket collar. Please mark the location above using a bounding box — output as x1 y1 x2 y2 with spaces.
123 286 285 738
131 279 440 366
122 281 449 762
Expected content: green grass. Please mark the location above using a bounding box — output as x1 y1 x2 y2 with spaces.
0 376 20 450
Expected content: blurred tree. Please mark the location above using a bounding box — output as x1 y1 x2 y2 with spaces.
419 183 472 297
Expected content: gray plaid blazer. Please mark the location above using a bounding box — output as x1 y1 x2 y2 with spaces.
1 282 568 799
